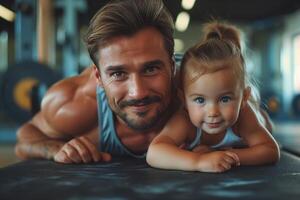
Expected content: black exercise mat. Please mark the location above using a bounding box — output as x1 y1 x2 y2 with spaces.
273 122 300 156
0 151 299 200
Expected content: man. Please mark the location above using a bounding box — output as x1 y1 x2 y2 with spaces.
15 0 177 163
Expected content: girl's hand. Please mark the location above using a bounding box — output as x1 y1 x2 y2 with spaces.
196 151 240 173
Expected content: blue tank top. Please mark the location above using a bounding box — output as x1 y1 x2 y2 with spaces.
189 128 245 149
96 87 146 158
95 53 198 157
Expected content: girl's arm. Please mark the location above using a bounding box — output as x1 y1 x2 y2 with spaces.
146 110 239 172
229 103 280 165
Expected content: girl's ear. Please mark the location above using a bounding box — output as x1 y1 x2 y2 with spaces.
242 86 251 108
93 65 103 87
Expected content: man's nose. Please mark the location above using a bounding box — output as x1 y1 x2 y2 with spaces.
128 74 148 99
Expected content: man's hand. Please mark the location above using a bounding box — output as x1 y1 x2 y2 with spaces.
196 151 240 173
54 136 111 164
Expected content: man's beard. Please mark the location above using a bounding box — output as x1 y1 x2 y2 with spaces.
117 109 162 131
115 96 164 131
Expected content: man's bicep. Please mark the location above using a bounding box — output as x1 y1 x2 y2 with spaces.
35 66 98 137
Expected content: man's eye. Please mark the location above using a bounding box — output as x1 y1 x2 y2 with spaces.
194 97 205 104
111 71 126 79
144 66 159 75
220 96 231 103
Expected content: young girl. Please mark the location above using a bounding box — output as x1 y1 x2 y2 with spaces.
146 22 280 173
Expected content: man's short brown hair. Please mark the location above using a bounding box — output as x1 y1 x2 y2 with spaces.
85 0 174 68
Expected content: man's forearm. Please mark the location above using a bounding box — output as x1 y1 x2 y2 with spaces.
15 121 65 160
15 140 64 160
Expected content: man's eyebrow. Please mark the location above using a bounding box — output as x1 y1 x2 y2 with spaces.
105 65 125 73
104 60 165 73
143 60 164 67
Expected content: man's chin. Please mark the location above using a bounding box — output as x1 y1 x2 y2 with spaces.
116 106 165 131
123 113 161 131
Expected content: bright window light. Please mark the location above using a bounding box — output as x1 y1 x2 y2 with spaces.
181 0 196 10
175 12 190 32
174 38 184 52
0 4 15 22
293 34 300 92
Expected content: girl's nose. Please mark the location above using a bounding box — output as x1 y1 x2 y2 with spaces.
207 103 220 117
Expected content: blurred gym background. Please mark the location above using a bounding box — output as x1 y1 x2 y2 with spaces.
0 0 300 167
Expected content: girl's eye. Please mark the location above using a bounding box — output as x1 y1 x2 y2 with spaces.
220 96 231 103
194 97 205 104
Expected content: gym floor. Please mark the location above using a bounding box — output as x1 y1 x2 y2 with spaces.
0 144 19 168
0 115 20 168
0 120 299 168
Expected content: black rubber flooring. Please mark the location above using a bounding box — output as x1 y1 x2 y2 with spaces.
0 151 299 200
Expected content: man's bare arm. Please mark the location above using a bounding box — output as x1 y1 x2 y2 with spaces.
41 68 98 137
15 113 65 160
15 67 107 162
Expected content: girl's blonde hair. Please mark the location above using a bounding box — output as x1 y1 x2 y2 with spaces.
180 21 260 109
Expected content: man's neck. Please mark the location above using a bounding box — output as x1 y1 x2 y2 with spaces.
114 117 160 153
114 92 180 153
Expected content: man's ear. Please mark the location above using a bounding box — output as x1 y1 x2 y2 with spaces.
242 86 251 108
93 65 103 87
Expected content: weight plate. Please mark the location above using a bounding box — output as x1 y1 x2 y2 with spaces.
1 61 61 123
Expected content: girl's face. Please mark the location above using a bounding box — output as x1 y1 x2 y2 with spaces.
184 67 249 135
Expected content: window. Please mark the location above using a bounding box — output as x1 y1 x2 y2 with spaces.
293 34 300 92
